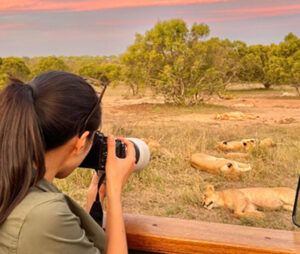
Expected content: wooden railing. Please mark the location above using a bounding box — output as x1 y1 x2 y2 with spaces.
123 213 300 254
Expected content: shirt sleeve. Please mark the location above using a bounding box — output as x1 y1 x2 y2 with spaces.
17 197 103 254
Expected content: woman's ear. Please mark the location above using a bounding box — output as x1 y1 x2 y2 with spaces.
74 131 90 154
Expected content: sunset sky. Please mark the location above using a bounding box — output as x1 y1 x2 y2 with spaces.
0 0 299 57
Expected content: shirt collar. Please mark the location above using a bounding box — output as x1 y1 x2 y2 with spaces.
34 178 61 193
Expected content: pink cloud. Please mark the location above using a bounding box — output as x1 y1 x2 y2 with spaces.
214 4 300 20
0 23 25 30
182 4 300 24
0 0 232 12
96 19 154 26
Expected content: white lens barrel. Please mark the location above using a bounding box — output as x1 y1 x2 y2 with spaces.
127 138 150 172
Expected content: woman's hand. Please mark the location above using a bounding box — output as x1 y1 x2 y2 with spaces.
105 135 136 200
85 135 135 212
105 135 135 254
85 173 106 213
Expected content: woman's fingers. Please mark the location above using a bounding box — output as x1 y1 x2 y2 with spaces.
105 135 137 198
107 135 116 159
99 184 106 203
90 172 100 187
117 137 135 161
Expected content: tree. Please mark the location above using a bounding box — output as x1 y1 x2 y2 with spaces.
99 63 121 84
263 54 289 88
0 57 31 81
78 64 105 81
121 34 149 95
239 33 300 90
199 38 241 92
279 33 300 58
63 56 106 73
239 45 273 88
145 20 211 104
33 56 68 76
123 19 231 104
279 33 300 95
287 49 300 96
78 63 121 84
238 44 290 89
122 19 245 103
0 73 8 90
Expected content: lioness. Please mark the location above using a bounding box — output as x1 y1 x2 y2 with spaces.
190 153 251 176
202 185 295 218
214 112 258 121
224 152 249 160
142 137 173 158
216 139 256 152
216 138 275 153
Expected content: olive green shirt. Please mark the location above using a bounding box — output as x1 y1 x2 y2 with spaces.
0 178 106 254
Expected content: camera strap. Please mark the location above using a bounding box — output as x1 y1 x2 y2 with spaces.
89 173 106 228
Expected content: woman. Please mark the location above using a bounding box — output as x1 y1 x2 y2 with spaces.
0 71 135 253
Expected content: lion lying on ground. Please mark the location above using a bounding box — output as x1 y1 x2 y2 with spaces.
190 153 251 176
216 138 275 153
216 139 255 152
142 137 174 158
202 185 295 218
224 152 249 160
214 111 258 121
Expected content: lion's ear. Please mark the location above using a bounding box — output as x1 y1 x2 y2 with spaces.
247 140 253 146
206 185 215 192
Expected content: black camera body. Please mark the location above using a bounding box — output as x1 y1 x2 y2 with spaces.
80 131 149 228
79 131 127 171
79 131 145 172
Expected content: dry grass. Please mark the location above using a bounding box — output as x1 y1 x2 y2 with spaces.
55 86 300 231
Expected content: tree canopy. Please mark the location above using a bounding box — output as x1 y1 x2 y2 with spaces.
0 57 30 89
0 57 30 80
122 19 215 104
32 56 69 76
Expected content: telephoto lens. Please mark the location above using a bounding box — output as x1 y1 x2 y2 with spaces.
126 138 150 171
79 131 150 172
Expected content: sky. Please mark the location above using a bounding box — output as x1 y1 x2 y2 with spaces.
0 0 299 57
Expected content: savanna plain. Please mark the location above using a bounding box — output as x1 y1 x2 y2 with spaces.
55 84 300 231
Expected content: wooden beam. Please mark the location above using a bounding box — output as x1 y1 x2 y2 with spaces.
123 213 300 254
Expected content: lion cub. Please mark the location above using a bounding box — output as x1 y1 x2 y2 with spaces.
202 185 295 218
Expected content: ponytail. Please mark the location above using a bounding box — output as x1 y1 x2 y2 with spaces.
0 78 45 225
0 71 101 225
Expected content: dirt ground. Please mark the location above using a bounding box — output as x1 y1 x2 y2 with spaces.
102 90 300 127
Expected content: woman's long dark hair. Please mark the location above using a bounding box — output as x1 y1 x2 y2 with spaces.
0 71 101 225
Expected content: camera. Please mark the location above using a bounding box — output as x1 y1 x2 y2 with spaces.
79 131 150 172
